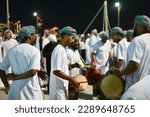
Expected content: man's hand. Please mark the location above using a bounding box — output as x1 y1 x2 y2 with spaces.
4 86 10 94
91 61 96 68
74 63 80 68
70 78 80 89
6 73 16 80
107 67 121 76
38 71 48 81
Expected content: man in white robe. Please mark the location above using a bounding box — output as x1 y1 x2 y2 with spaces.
121 75 150 100
66 35 84 100
0 26 43 100
85 34 91 64
0 30 18 88
92 32 111 99
119 15 150 91
111 27 130 70
49 26 79 100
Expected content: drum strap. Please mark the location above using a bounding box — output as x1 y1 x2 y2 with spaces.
105 59 109 67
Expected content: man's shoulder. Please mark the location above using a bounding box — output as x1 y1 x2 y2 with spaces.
95 40 102 45
10 38 17 42
130 35 145 46
22 44 40 53
118 38 126 45
53 44 65 53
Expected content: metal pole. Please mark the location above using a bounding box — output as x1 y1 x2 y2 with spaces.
103 0 109 34
83 4 104 34
118 6 120 27
6 0 10 29
36 16 38 34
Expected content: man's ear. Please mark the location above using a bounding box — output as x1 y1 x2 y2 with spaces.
28 36 32 41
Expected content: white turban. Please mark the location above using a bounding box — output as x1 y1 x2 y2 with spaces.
48 34 57 42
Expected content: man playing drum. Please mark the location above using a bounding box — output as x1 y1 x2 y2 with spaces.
119 15 150 91
111 27 130 70
49 26 79 100
66 35 84 100
91 31 111 99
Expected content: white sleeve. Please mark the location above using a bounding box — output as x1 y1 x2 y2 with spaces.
0 53 10 71
29 49 41 70
108 41 112 53
66 49 71 64
92 43 98 54
128 39 144 64
121 92 136 100
117 43 125 60
53 48 65 71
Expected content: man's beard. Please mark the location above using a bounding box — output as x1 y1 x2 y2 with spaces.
133 28 139 37
69 45 79 50
72 46 79 50
31 41 36 46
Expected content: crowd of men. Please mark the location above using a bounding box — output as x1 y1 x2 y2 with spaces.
0 15 150 100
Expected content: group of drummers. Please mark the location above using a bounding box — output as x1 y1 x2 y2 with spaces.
1 14 150 100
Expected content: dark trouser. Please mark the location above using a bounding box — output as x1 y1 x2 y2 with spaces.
93 75 106 99
109 57 117 67
46 59 51 94
68 83 79 100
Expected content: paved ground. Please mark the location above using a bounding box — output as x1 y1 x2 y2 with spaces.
0 85 93 100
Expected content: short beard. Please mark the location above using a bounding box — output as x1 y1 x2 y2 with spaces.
69 45 79 50
31 41 36 46
72 46 79 50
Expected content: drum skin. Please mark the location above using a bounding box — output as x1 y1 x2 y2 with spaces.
74 75 88 91
85 68 101 85
100 74 125 99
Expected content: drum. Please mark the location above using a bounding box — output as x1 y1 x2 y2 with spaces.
100 74 125 99
74 75 88 91
68 83 79 100
85 68 101 85
81 64 91 76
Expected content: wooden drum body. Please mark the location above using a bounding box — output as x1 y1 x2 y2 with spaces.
85 68 101 85
74 75 88 91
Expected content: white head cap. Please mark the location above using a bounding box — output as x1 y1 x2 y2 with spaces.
91 29 98 35
48 34 57 42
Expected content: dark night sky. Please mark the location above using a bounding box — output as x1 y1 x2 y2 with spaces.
0 0 150 33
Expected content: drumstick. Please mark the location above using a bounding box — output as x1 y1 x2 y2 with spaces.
79 81 88 83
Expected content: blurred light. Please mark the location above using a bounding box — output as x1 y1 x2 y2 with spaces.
33 12 37 16
115 2 120 7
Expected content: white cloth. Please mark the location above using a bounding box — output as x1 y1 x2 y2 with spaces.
89 34 97 48
66 47 84 77
96 36 102 42
79 41 86 50
85 38 91 64
125 33 150 91
0 39 18 88
0 44 42 100
35 35 40 50
110 43 117 58
42 38 50 71
49 45 69 100
0 36 2 62
121 75 150 100
109 39 117 57
117 38 130 70
48 34 57 42
42 38 49 49
0 39 18 59
92 40 111 74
